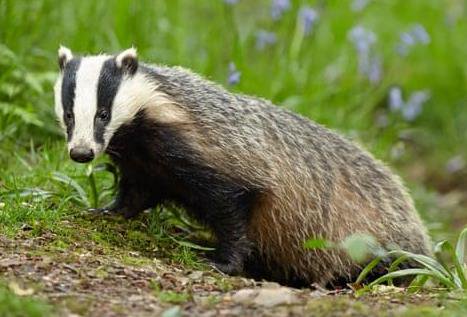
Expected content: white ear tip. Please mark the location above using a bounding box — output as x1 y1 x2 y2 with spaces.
116 47 137 68
58 45 73 60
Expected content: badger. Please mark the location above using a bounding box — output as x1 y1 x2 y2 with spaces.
54 47 431 287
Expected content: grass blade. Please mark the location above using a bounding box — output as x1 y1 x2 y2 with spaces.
368 268 457 289
434 240 456 280
52 172 89 207
455 227 467 266
86 165 99 208
392 250 451 277
407 275 429 293
353 256 383 286
435 239 466 289
168 236 215 251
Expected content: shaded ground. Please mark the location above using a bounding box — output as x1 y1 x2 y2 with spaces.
1 228 466 317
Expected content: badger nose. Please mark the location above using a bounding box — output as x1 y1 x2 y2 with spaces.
69 147 94 163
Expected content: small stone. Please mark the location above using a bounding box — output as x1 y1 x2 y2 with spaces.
9 282 34 296
231 289 257 305
188 270 203 280
253 287 299 307
161 306 181 317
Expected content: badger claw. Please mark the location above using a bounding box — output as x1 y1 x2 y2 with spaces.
88 207 120 216
210 260 244 276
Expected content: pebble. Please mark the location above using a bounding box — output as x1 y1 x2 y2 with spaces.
253 288 299 307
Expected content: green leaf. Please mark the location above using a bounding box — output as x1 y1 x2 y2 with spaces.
353 256 383 286
434 239 466 289
407 275 429 293
455 227 467 267
394 249 451 278
168 236 215 251
52 172 90 207
0 102 43 127
368 268 457 289
340 233 380 263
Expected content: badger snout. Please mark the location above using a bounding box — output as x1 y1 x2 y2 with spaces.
69 146 95 163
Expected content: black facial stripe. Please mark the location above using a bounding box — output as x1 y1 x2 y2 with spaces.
61 58 81 141
94 58 123 145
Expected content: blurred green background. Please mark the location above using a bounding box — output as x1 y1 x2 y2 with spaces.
0 0 466 241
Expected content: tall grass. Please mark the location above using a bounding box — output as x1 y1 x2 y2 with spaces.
1 0 466 168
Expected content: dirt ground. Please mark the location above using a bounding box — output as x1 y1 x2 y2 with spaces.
1 231 464 317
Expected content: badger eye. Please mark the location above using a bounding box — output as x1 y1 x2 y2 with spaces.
97 110 109 121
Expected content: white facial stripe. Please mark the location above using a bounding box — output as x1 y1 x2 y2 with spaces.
53 73 65 130
103 72 173 148
70 55 110 153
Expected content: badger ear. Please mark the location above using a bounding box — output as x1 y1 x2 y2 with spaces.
58 46 73 71
116 47 138 75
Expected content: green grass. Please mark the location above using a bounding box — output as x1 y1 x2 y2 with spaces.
0 0 466 315
353 227 467 292
0 283 54 317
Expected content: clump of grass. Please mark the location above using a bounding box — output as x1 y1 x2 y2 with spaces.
354 227 467 291
305 227 467 291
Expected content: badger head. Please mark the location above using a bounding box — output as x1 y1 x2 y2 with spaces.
54 46 140 163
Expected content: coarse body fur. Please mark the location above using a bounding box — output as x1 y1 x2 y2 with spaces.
54 48 432 288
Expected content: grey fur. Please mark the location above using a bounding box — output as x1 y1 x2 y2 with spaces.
139 64 432 285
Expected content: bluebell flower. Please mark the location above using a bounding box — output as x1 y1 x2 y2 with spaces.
271 0 291 20
402 90 430 121
298 6 319 35
387 87 430 121
348 26 380 83
255 30 277 50
351 0 370 12
228 62 241 86
348 26 376 54
368 56 381 83
224 0 239 4
396 24 430 56
389 87 404 112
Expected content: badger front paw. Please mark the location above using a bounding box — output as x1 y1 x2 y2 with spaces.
211 260 244 275
88 199 126 217
88 206 120 217
88 205 139 219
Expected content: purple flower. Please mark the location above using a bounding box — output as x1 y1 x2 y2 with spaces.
368 55 381 83
348 26 381 83
255 30 277 50
411 24 430 44
224 0 239 4
387 87 430 121
271 0 291 20
298 6 319 35
389 87 404 111
351 0 370 12
402 90 430 121
348 26 376 54
227 62 241 86
397 24 430 56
